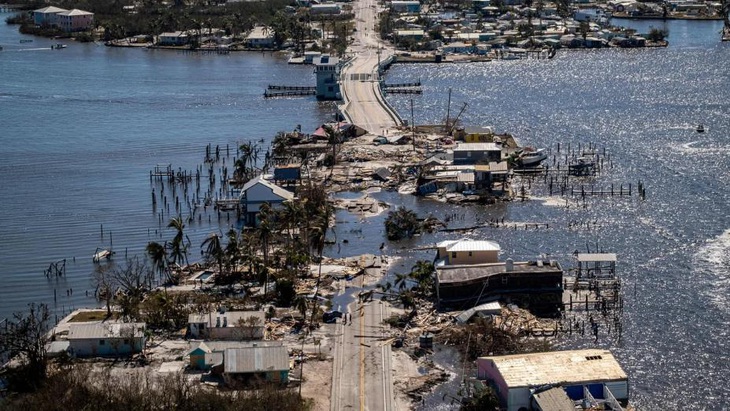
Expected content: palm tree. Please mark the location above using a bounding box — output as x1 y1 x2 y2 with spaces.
409 260 435 295
224 229 241 271
146 241 168 285
394 272 409 291
201 232 225 275
167 216 190 267
258 202 274 295
323 124 342 174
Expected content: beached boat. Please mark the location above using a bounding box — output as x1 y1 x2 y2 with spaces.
697 124 705 133
518 148 548 167
92 248 113 263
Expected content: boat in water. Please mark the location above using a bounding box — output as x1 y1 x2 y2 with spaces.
92 248 113 263
697 124 705 133
52 44 67 50
518 147 548 167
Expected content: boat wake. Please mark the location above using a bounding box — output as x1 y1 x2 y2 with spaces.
695 228 730 316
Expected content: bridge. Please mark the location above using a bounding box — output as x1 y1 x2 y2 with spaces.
338 0 403 134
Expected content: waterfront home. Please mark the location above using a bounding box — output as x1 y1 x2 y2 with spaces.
188 310 266 340
56 9 93 32
436 239 501 266
188 340 283 370
476 349 629 411
474 162 509 192
158 31 189 46
395 29 425 41
221 344 290 386
245 26 275 48
239 176 294 226
314 55 341 100
390 0 421 13
454 126 495 143
435 258 564 313
273 164 302 186
67 322 146 357
33 6 93 32
453 142 502 165
33 6 67 26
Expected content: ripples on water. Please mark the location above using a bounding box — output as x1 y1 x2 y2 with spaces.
381 20 730 410
2 13 729 409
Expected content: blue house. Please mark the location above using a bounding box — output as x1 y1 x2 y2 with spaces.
67 322 146 357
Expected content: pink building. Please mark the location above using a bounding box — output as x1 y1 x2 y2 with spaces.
54 8 94 32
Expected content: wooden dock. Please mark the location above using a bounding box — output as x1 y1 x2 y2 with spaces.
264 84 316 98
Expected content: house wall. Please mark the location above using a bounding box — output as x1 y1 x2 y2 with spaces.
69 337 143 357
507 388 532 411
477 359 510 406
453 150 501 165
449 250 498 265
243 183 288 213
34 12 57 26
58 14 93 32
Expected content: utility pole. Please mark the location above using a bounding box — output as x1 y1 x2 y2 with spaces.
410 99 416 152
445 88 452 133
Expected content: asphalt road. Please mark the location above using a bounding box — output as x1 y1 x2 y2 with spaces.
339 0 401 134
330 294 395 411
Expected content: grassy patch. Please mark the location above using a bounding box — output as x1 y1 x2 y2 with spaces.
68 311 116 322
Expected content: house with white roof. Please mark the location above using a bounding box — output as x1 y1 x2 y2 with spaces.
239 176 294 226
222 344 290 386
187 340 282 370
436 238 501 265
477 349 629 411
245 26 275 48
33 6 67 26
158 31 190 46
67 322 146 357
56 9 94 32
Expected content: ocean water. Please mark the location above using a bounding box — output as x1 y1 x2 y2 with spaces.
0 14 333 322
1 12 729 409
379 18 730 410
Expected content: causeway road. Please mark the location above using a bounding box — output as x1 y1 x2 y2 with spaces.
339 0 402 134
330 292 395 411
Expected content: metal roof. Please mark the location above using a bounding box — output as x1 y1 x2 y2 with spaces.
34 6 68 13
224 345 289 374
532 387 575 411
57 8 93 16
68 322 145 339
437 239 501 252
480 349 627 388
577 253 617 262
454 142 501 152
240 176 294 201
455 301 502 324
436 261 561 285
188 340 283 356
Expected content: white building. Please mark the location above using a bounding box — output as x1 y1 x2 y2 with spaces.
310 3 342 14
67 322 146 357
239 176 294 226
477 349 629 411
188 310 266 340
314 54 340 100
245 26 275 48
436 239 501 266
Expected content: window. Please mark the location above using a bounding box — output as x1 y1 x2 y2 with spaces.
468 251 473 257
501 275 508 285
123 339 129 345
586 355 603 360
451 252 457 259
99 339 105 345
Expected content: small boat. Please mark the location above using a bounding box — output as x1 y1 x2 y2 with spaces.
92 248 113 263
52 43 67 50
723 27 730 42
518 147 548 167
697 124 705 133
20 39 33 43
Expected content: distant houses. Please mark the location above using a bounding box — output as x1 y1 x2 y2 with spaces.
67 322 146 357
158 31 190 46
33 6 94 32
476 349 629 411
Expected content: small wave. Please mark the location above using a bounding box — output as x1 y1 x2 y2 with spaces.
695 228 730 316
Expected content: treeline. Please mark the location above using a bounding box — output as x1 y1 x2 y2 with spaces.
0 365 309 411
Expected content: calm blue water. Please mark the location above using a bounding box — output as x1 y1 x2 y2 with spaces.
1 13 729 409
381 18 730 410
0 14 332 322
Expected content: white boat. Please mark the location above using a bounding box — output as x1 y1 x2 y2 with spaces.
92 248 113 263
697 124 705 133
518 148 548 167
